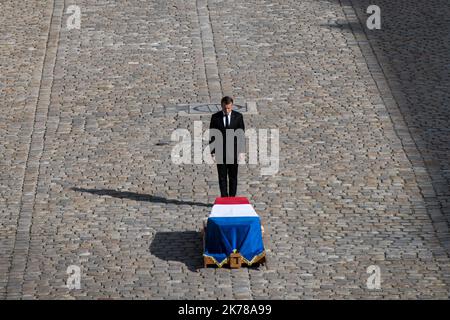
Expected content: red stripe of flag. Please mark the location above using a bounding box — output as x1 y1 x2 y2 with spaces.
214 197 250 205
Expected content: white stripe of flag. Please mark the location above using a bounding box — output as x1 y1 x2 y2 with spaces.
209 204 259 218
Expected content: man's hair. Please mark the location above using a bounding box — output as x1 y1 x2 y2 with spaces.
221 96 234 106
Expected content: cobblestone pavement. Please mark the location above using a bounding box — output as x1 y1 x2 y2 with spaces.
346 0 450 243
1 0 450 299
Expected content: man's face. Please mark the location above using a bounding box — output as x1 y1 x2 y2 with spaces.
222 103 233 115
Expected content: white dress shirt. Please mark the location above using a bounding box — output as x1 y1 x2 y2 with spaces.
223 111 231 128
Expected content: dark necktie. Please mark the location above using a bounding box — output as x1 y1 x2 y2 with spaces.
225 114 229 128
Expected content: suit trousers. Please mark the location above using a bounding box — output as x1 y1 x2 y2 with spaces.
217 164 238 197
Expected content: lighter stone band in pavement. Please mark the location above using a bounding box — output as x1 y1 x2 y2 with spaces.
196 0 223 102
197 0 253 299
5 0 63 299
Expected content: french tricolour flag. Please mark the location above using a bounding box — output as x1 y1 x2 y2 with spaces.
204 197 265 267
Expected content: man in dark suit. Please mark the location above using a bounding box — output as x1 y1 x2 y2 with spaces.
209 96 245 197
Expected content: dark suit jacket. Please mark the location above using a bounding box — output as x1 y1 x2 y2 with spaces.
209 110 245 162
